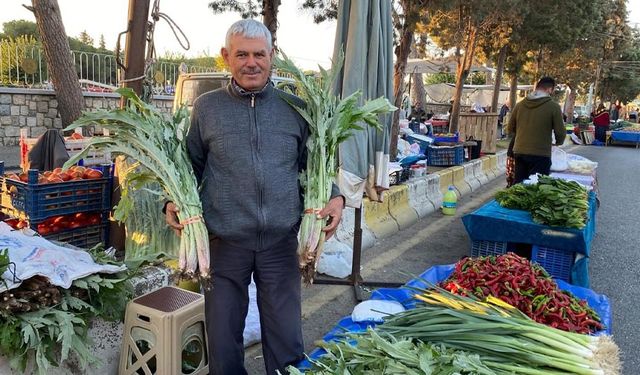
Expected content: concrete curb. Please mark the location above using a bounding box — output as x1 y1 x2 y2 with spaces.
406 177 436 218
425 173 443 209
387 185 419 230
473 159 489 185
451 165 471 197
436 169 454 195
363 196 399 239
334 206 376 250
463 161 481 191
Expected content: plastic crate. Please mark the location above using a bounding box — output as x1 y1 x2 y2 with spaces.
470 240 508 257
531 245 574 282
433 132 459 143
405 134 433 153
0 163 112 221
21 136 112 166
426 144 464 166
43 222 108 249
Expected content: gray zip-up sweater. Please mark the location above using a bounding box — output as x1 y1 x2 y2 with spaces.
187 81 339 251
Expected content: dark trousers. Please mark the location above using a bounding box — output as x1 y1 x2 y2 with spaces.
595 126 607 142
204 235 303 375
513 154 552 185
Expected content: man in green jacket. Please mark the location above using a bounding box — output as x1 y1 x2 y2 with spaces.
506 77 565 184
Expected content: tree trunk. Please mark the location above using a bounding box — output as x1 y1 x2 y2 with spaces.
262 0 281 50
509 73 518 114
409 44 425 107
410 74 425 107
565 87 576 122
491 45 507 112
449 27 477 133
32 0 84 127
390 14 416 160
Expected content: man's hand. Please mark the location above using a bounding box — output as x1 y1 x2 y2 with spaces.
165 202 183 236
318 196 344 240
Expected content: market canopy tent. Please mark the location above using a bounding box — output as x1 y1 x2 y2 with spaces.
334 0 393 207
314 0 399 299
424 83 534 108
405 57 494 75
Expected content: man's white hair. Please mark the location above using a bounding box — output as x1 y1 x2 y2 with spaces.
225 19 272 50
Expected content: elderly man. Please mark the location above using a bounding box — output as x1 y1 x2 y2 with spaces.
165 19 344 374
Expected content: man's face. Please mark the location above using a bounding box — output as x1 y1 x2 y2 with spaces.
222 34 273 91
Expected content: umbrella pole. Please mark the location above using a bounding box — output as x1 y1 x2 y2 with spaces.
313 206 403 302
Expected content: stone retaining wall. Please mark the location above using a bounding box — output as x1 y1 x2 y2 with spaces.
0 88 173 146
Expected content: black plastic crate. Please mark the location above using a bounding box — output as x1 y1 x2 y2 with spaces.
0 163 112 221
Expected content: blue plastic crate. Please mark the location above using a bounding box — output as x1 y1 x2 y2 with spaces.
470 240 508 257
0 163 112 221
405 133 433 153
44 222 108 249
426 144 464 166
433 132 459 143
531 245 574 282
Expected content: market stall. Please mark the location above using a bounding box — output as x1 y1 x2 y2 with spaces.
296 255 615 374
609 130 640 148
458 112 499 153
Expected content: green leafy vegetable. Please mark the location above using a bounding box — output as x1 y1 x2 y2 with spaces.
495 176 589 229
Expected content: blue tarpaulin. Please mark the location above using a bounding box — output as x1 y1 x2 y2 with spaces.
610 131 640 144
297 264 612 370
461 192 597 255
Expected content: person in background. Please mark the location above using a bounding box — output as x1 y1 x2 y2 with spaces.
409 100 427 122
165 19 344 375
609 102 619 122
619 103 627 121
506 76 565 184
593 104 610 143
498 100 510 139
506 136 516 187
629 107 638 123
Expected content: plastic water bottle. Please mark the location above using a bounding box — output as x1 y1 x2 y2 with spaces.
442 186 457 215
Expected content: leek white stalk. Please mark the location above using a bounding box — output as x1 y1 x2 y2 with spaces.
63 88 210 282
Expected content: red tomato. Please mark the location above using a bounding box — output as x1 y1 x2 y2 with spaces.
58 172 72 181
4 219 19 229
37 224 51 235
83 169 103 179
88 214 101 225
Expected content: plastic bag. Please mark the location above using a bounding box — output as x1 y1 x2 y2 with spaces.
550 146 568 171
317 238 353 279
243 279 262 347
352 300 405 323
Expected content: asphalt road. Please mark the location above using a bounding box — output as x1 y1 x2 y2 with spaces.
244 143 639 375
567 144 640 375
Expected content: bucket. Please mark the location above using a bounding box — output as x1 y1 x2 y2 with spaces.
470 140 482 159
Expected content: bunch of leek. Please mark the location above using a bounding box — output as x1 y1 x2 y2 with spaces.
114 158 181 260
63 88 209 281
273 52 395 283
379 288 621 375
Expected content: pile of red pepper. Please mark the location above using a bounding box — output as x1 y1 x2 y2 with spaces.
440 253 604 334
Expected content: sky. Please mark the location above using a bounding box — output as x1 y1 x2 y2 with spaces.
0 0 338 70
1 1 639 70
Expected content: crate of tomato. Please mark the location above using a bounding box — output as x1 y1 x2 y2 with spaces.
4 211 108 249
0 162 112 222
